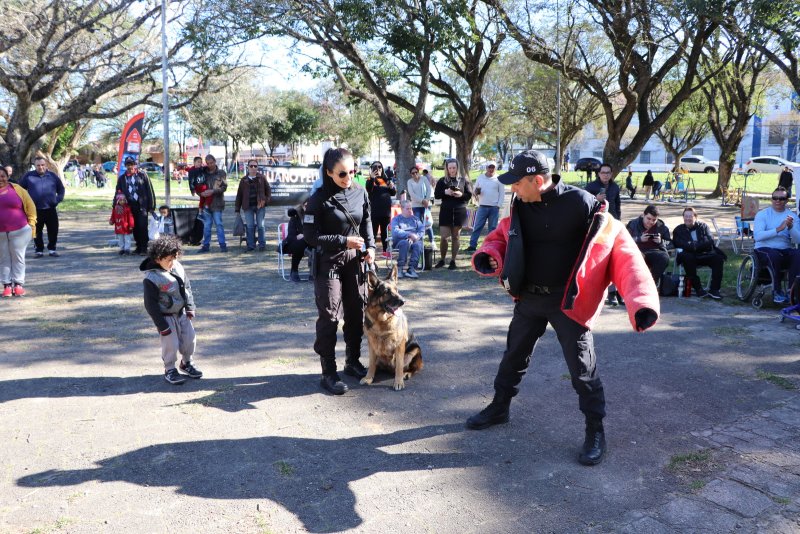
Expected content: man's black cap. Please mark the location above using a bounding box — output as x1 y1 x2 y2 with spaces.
124 156 136 165
497 150 550 185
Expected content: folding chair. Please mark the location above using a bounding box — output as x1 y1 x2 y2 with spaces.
711 217 739 254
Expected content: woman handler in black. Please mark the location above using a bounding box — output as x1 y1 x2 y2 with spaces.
434 158 473 269
304 148 376 395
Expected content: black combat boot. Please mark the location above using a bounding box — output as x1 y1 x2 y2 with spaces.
320 356 348 395
578 418 606 466
465 393 511 430
343 345 367 379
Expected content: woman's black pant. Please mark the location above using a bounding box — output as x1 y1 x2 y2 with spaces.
286 239 307 271
372 215 390 251
313 249 366 375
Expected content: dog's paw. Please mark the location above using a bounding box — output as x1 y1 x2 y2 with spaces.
393 380 405 391
360 377 374 386
403 372 412 380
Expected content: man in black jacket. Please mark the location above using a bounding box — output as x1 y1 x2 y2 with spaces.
672 207 726 299
585 163 623 305
778 166 794 199
115 156 156 254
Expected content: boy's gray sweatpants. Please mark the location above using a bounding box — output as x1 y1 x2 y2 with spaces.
160 313 196 370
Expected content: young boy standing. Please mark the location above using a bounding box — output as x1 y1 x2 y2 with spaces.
140 234 203 385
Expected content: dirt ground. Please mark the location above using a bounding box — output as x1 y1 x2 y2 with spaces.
1 194 799 533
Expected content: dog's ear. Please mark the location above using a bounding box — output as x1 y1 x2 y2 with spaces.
386 263 398 283
367 270 379 289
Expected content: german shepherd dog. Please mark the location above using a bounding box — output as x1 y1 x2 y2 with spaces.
361 265 423 391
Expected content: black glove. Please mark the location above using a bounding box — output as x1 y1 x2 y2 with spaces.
634 308 658 332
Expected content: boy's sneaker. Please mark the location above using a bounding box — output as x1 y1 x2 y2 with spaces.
12 284 25 297
708 290 722 300
164 368 187 385
464 246 477 252
774 291 789 304
397 269 404 278
2 285 11 298
124 250 132 256
404 269 419 279
49 251 60 257
34 252 44 258
219 244 228 252
179 361 203 379
448 260 457 270
198 245 210 253
118 249 125 256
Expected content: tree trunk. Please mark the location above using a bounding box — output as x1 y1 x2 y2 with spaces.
386 131 415 196
713 156 736 197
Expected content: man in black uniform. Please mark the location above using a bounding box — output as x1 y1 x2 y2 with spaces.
467 150 607 466
304 148 376 395
115 156 156 255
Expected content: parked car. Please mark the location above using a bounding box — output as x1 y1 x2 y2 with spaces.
679 155 719 173
102 161 117 173
307 161 322 168
574 157 602 172
138 162 163 173
744 156 799 174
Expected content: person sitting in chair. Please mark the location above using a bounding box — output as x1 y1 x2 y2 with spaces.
390 200 424 279
282 201 312 282
626 204 671 284
672 207 726 299
753 187 800 304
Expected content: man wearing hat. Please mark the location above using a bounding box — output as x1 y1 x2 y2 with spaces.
115 157 156 254
466 149 659 466
465 161 505 252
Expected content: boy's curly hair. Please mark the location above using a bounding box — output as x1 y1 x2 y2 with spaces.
147 234 183 261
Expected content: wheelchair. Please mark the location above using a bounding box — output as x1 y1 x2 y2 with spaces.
736 250 790 308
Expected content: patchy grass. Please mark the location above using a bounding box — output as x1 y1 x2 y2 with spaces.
669 450 712 470
273 460 294 477
689 480 707 491
772 496 791 505
756 370 796 390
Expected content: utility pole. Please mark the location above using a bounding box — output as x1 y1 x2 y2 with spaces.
555 0 562 174
161 0 171 204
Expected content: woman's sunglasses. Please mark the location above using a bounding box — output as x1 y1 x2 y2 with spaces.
337 170 356 178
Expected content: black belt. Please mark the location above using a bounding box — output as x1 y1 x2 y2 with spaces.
524 284 565 295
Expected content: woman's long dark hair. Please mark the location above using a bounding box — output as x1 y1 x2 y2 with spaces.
322 147 353 176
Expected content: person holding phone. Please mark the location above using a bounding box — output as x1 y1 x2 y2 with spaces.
304 147 376 395
365 161 396 259
626 204 671 283
434 158 473 269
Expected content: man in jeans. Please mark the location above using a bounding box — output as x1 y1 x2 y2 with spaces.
198 154 228 253
753 186 800 304
465 162 504 252
390 200 424 279
19 156 65 257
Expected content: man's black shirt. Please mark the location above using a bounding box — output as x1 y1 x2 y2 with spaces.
517 178 597 287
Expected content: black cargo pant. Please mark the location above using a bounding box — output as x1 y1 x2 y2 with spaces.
493 290 606 421
313 248 367 375
129 201 149 253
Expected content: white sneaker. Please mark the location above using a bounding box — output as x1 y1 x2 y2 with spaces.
404 269 419 279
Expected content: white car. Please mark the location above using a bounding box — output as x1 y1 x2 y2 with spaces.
744 156 799 174
679 155 719 173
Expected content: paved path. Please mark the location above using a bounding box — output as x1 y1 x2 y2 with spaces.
1 198 798 533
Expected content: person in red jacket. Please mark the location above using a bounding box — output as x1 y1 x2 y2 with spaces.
465 150 659 467
110 190 135 255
